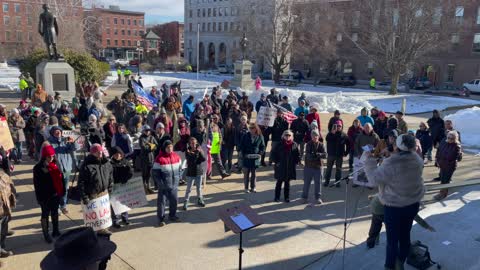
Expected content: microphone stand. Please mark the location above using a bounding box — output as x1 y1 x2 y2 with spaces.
330 166 365 270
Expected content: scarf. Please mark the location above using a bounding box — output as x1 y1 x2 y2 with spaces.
47 161 64 197
283 139 293 153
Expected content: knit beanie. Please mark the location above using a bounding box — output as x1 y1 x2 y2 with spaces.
90 143 103 154
41 145 56 158
396 134 416 152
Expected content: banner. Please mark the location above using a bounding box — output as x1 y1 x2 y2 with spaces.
0 119 14 150
352 157 375 188
110 177 148 214
62 130 85 150
82 194 112 231
256 106 277 127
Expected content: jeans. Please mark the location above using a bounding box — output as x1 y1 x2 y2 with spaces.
60 171 71 209
221 146 234 172
426 148 433 160
211 153 226 175
366 214 384 248
237 151 243 170
156 185 178 221
184 176 203 202
111 206 128 225
297 141 305 160
384 202 420 268
439 167 455 184
348 150 354 170
243 167 257 190
274 179 290 200
324 156 343 184
302 167 322 200
12 141 23 161
41 196 60 219
0 216 9 249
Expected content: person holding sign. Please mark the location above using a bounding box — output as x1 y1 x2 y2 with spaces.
183 137 207 210
33 145 64 243
110 147 134 228
79 144 114 235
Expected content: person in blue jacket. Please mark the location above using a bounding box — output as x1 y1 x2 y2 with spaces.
182 95 195 121
357 107 374 127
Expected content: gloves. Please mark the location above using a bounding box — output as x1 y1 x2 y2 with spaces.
82 197 89 205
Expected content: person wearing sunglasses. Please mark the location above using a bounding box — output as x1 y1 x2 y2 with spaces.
434 131 462 201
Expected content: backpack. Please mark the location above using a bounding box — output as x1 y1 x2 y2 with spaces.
407 241 441 270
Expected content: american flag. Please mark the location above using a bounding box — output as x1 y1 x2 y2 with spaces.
272 103 298 124
133 82 158 110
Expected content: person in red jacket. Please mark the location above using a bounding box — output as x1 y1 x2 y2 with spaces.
306 103 322 140
347 119 363 172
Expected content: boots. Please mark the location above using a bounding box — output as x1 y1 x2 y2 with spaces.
144 183 155 195
395 258 405 270
51 215 61 238
41 218 52 244
434 189 448 201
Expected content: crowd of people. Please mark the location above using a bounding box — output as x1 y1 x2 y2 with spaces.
0 72 465 270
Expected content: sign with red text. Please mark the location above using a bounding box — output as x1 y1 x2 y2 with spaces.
82 194 112 231
62 130 85 150
110 177 148 214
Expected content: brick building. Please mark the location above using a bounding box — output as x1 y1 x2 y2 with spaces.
291 0 480 87
90 5 145 61
0 0 83 59
148 21 184 62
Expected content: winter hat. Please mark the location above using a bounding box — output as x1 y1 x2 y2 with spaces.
378 111 387 118
50 126 63 135
388 129 399 138
19 100 26 105
162 140 173 151
31 107 41 114
10 108 19 115
49 116 59 126
396 134 416 152
260 93 265 98
335 120 343 126
156 122 165 129
361 107 368 114
310 102 319 111
142 125 152 132
387 117 398 129
88 114 97 123
110 146 124 157
311 129 320 137
160 107 167 114
90 143 103 154
334 110 340 115
41 145 56 158
311 120 318 128
395 111 404 116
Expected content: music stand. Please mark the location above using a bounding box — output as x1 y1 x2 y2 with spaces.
218 203 263 270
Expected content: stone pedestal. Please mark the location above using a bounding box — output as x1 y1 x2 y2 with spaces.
230 60 254 90
36 61 76 100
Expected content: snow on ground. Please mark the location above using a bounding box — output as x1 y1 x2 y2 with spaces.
445 107 480 151
0 65 21 92
138 71 480 114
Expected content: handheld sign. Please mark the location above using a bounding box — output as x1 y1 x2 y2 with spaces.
82 193 112 231
0 119 14 150
62 130 85 150
110 177 148 214
256 107 276 127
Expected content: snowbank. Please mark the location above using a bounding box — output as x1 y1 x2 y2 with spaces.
445 107 480 150
0 66 21 91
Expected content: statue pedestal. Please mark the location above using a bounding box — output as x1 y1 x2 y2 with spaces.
230 60 254 90
36 61 76 100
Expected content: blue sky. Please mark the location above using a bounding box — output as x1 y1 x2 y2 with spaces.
99 0 184 24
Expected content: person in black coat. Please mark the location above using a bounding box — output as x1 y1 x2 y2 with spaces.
325 121 350 187
373 111 388 139
33 145 63 243
183 137 207 210
239 123 265 193
427 110 445 148
139 125 158 194
255 94 269 112
110 147 133 228
416 122 433 162
266 88 279 105
221 118 236 173
271 130 301 202
327 110 343 131
269 110 289 165
290 112 309 162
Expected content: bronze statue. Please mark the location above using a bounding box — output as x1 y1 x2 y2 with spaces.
38 4 59 60
240 33 248 60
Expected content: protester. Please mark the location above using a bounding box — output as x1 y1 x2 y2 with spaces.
266 88 279 104
33 145 63 243
347 119 363 172
290 112 309 163
294 99 309 117
370 107 379 122
324 121 349 187
78 144 113 235
239 123 265 193
301 130 326 204
221 118 236 173
271 130 301 203
327 110 343 131
0 165 16 256
8 109 26 164
298 92 309 107
111 124 133 158
354 123 380 158
373 111 388 139
270 110 289 165
152 140 182 226
110 147 133 228
103 116 117 154
416 122 433 163
444 119 461 142
255 94 269 112
306 103 322 137
234 116 249 171
182 95 195 122
434 131 462 200
183 137 206 210
427 109 445 153
239 94 254 121
357 107 374 127
139 125 158 194
209 123 229 179
32 84 48 107
395 111 408 134
364 134 425 270
280 96 293 112
47 126 79 214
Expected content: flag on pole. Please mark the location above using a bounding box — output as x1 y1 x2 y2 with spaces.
272 103 298 124
133 82 158 110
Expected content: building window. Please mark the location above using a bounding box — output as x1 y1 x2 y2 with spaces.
218 22 222 31
202 23 205 32
14 3 20 13
213 8 216 17
451 33 459 44
128 40 131 46
455 6 464 24
230 22 234 32
225 7 229 16
213 22 216 32
114 40 118 46
134 30 137 36
133 20 137 25
207 22 211 31
106 18 110 25
219 7 223 16
3 16 9 25
139 20 143 26
121 19 125 25
28 32 33 42
189 23 192 32
128 30 131 36
3 3 8 12
127 19 131 25
114 18 118 24
446 64 455 82
344 62 353 73
122 40 125 46
353 11 360 27
139 30 144 36
474 33 480 52
121 30 125 35
202 8 206 17
106 28 110 34
336 33 343 42
208 8 211 17
352 33 358 42
189 10 193 18
433 7 442 25
107 39 111 46
15 16 21 26
393 9 399 26
197 9 200 17
16 31 22 42
477 7 480 25
26 4 32 14
114 29 118 35
5 31 10 41
224 22 228 32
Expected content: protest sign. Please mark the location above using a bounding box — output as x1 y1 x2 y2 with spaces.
0 119 14 150
82 194 112 231
62 130 85 150
352 157 375 188
256 107 277 127
110 177 148 214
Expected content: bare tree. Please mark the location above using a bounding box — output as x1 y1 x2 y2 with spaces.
351 0 452 94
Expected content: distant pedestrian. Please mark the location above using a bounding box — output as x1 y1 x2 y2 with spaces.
255 76 262 91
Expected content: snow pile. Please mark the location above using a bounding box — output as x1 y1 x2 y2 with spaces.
0 65 21 91
445 107 480 150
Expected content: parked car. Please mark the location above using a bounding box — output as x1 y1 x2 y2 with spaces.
316 75 357 86
218 65 228 74
114 59 130 67
408 77 432 89
378 81 408 92
129 59 140 66
463 79 480 93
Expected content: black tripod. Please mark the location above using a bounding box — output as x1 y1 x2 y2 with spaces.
238 232 244 270
330 166 364 270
